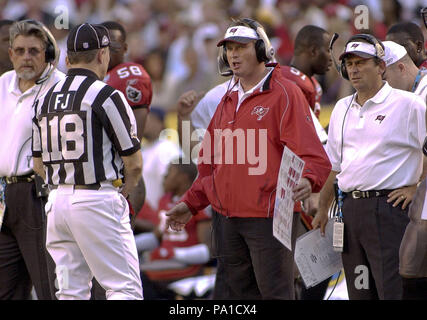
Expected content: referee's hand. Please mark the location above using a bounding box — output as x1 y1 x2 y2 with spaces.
165 202 192 232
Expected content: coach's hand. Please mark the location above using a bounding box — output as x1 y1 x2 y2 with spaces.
387 184 417 209
165 202 192 232
292 178 312 202
177 90 199 119
312 209 329 236
303 192 320 216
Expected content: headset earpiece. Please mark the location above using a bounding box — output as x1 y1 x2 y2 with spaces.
242 18 274 63
255 39 267 63
45 41 55 63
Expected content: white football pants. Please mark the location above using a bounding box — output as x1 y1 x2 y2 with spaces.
45 184 143 300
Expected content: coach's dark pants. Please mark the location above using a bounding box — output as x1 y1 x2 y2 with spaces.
401 277 427 300
212 211 299 300
0 182 56 299
211 209 226 299
341 196 409 300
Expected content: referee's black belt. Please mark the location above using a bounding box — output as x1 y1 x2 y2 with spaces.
2 173 35 184
50 183 101 190
343 189 394 199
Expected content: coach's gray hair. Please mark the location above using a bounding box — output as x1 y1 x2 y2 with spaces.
9 20 48 48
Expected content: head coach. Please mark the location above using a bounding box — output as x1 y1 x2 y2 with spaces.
165 18 331 299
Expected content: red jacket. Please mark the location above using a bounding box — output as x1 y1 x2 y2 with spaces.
281 65 323 118
182 64 331 218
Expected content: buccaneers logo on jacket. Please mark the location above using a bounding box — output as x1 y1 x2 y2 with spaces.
251 106 269 121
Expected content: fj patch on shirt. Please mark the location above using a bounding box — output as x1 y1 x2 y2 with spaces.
251 106 269 121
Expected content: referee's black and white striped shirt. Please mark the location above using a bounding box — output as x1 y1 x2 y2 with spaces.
32 68 140 185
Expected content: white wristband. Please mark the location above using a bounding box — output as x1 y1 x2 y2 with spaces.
134 232 160 253
173 244 210 265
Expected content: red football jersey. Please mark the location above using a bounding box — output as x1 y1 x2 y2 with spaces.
420 59 427 70
145 192 210 281
281 66 322 118
137 201 159 226
281 65 325 228
105 62 152 110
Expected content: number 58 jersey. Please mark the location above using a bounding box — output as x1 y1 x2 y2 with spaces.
104 62 152 110
32 68 141 185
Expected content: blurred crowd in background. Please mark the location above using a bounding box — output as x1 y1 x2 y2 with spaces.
2 0 427 126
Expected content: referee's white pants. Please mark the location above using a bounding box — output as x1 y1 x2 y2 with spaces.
45 185 143 300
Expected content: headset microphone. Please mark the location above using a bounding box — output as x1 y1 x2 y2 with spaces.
329 33 341 75
217 46 233 77
35 64 54 85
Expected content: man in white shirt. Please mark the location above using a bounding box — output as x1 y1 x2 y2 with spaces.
383 40 427 100
0 20 64 299
313 34 426 299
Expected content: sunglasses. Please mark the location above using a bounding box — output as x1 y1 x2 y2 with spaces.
11 47 43 56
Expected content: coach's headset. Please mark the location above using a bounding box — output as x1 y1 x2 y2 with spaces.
329 33 384 80
217 18 275 77
17 19 60 84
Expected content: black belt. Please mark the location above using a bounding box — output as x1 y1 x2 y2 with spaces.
50 183 101 190
2 173 35 184
344 189 393 199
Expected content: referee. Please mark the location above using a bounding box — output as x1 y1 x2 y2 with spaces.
32 23 143 300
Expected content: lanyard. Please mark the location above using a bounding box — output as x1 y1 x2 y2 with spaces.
0 178 6 231
0 178 5 202
412 69 423 93
333 188 345 252
336 189 344 220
